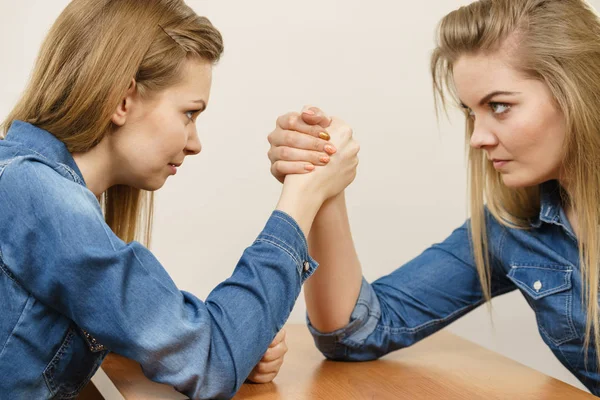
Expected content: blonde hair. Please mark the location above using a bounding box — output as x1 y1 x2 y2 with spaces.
432 0 600 369
1 0 223 245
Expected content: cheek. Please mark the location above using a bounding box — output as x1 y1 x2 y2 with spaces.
153 112 188 155
169 125 189 151
501 109 559 158
497 118 538 155
503 112 565 185
533 109 566 165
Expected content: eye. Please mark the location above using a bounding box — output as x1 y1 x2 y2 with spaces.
461 102 511 120
489 102 511 115
185 110 201 121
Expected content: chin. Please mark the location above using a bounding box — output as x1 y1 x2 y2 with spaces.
146 182 166 191
500 173 545 189
137 178 167 192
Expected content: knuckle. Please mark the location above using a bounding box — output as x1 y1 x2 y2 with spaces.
251 375 267 383
283 132 295 147
276 114 287 128
341 127 352 140
272 362 283 373
287 113 299 128
273 160 284 173
276 357 285 368
266 372 277 381
312 137 320 150
256 362 270 374
265 347 275 358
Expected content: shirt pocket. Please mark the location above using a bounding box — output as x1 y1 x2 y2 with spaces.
43 325 108 399
507 263 578 346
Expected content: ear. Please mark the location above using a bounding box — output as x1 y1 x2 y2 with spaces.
111 78 137 127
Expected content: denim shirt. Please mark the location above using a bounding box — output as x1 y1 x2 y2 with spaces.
0 121 318 400
309 179 600 395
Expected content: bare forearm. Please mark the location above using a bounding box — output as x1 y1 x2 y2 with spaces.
276 176 324 238
305 191 363 332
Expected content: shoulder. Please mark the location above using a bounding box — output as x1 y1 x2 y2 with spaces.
0 155 100 222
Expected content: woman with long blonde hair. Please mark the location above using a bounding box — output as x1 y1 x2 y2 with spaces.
268 0 600 394
0 0 359 398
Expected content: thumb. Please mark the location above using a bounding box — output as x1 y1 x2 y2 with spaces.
301 105 332 129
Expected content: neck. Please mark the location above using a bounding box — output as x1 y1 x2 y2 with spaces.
72 139 117 197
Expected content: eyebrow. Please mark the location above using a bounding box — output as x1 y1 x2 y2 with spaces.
460 91 520 108
192 99 207 112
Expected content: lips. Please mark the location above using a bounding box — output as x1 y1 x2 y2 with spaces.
492 160 509 169
168 162 182 175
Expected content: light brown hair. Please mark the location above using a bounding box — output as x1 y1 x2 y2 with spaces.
432 0 600 368
2 0 224 245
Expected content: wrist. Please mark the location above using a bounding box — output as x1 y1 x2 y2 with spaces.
276 180 326 238
313 191 346 227
324 191 346 211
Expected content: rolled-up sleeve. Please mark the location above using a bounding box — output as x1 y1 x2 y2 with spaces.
307 219 515 362
307 277 381 359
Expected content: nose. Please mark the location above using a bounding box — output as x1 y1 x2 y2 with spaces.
185 125 202 156
469 118 498 150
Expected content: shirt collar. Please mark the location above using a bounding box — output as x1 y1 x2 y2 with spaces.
5 120 86 185
530 180 573 235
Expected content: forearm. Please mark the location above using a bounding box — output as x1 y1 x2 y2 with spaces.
275 179 324 238
304 191 363 332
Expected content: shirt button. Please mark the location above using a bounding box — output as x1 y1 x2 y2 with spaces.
533 280 542 292
303 261 310 272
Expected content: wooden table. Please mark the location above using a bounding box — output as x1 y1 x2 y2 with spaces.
96 324 595 399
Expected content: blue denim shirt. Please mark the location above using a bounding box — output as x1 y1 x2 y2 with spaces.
309 180 600 395
0 121 318 400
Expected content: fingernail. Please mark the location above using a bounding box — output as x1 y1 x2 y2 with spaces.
318 132 330 141
302 109 315 115
324 145 337 154
320 156 330 163
305 164 315 171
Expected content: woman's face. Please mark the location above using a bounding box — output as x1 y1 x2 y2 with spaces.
453 51 567 188
111 58 212 191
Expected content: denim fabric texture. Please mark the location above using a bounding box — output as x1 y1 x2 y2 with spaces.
308 179 600 395
0 121 318 399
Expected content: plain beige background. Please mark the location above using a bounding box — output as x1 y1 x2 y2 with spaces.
1 0 596 395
